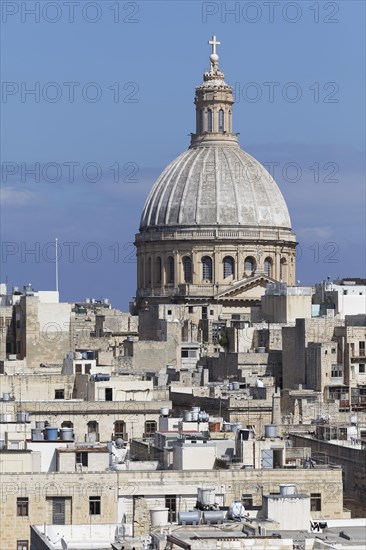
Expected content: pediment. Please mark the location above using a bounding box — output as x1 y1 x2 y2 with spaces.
217 274 277 299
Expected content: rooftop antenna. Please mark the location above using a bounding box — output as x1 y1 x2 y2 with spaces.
55 238 59 293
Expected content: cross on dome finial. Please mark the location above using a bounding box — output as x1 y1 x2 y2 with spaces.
208 35 221 55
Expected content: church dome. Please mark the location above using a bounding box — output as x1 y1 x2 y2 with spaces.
140 144 292 231
135 36 297 304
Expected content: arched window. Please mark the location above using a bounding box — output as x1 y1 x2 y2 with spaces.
228 110 232 132
264 257 273 277
156 257 162 284
202 256 213 282
244 256 256 275
199 109 204 132
147 257 152 284
223 256 235 278
87 420 99 442
167 256 174 284
183 256 192 283
218 109 224 132
207 109 213 132
280 258 287 281
145 420 157 436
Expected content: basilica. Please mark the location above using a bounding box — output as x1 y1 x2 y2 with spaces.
135 36 297 311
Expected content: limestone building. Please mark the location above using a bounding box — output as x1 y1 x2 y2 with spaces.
135 36 297 310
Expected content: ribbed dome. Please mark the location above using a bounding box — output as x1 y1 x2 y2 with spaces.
140 143 292 231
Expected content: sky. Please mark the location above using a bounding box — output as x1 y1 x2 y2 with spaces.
1 0 365 310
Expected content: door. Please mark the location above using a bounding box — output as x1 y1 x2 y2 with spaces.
52 498 66 524
261 449 273 469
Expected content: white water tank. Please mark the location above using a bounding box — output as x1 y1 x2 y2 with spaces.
197 487 216 507
229 500 246 518
279 483 297 496
149 507 168 527
264 424 277 438
160 407 169 416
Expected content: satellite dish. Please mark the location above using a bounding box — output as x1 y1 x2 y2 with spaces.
61 537 68 550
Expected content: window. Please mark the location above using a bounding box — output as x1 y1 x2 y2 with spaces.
55 389 64 399
244 256 256 275
264 257 273 277
17 497 28 517
202 256 213 281
183 256 192 283
145 420 157 436
331 365 343 378
218 109 224 132
89 496 101 515
207 109 213 132
105 388 113 401
359 341 365 356
156 257 162 283
181 348 197 358
75 363 82 374
310 493 321 512
359 364 365 374
188 306 194 314
114 420 126 439
242 494 253 509
76 451 88 467
165 495 177 522
167 256 174 284
223 256 235 278
17 542 28 550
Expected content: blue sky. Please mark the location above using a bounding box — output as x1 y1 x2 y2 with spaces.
1 0 365 309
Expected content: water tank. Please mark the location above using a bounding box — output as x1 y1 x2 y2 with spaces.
160 407 169 417
232 422 243 432
264 424 277 438
85 298 91 304
103 298 109 305
350 415 357 424
16 412 29 423
183 411 192 422
197 487 216 507
35 421 45 429
233 382 240 390
223 422 232 432
191 411 199 421
74 352 82 360
31 428 44 441
127 336 134 342
255 379 264 388
178 511 200 525
2 393 10 401
149 507 169 527
229 500 246 518
202 511 225 524
1 413 12 422
279 483 297 496
191 406 200 413
198 411 208 422
44 427 58 441
257 347 266 353
228 383 233 391
59 428 73 441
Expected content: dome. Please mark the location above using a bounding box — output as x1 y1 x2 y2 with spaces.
140 143 292 231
